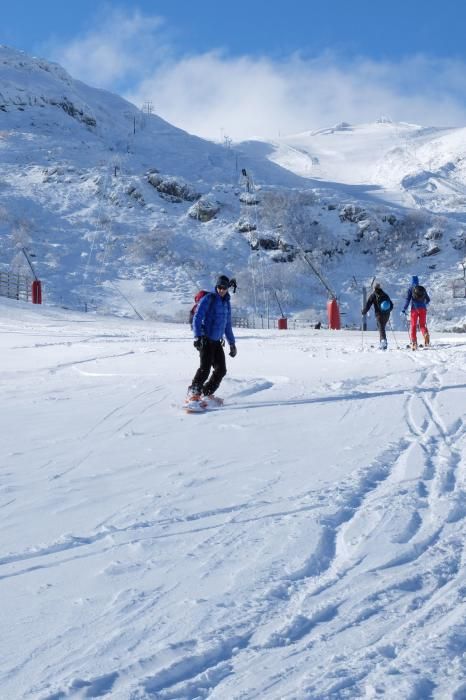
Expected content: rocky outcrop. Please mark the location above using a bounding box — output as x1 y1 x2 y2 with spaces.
236 218 257 233
0 92 96 127
339 204 367 223
239 192 259 205
147 174 201 203
188 197 220 222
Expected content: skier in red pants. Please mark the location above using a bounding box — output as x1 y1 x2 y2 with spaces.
401 275 431 350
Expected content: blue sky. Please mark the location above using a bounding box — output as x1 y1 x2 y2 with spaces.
3 1 466 140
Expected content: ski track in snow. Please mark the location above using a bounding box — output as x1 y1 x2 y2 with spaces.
1 313 465 699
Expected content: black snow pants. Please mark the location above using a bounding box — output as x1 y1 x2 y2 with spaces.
376 312 390 341
191 338 226 396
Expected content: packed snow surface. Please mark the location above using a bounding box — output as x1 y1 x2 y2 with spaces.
1 298 465 699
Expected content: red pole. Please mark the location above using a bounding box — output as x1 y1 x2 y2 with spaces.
327 298 341 329
32 280 42 304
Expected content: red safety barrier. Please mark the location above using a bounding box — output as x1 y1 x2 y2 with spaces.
277 317 288 330
32 280 42 304
327 298 340 329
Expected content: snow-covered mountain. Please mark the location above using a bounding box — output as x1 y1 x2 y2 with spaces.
245 119 466 212
1 45 465 329
1 44 466 700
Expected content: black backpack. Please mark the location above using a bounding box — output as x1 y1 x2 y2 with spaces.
412 284 427 301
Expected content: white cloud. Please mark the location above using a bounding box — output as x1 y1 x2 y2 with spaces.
46 9 466 142
45 7 169 90
125 51 466 141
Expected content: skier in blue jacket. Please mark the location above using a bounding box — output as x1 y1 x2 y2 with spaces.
186 275 237 409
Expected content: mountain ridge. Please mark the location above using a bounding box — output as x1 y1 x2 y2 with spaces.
0 45 465 330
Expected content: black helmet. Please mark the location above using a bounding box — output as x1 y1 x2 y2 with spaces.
216 275 230 288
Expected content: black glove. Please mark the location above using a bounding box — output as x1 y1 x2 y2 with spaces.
193 337 203 350
229 344 237 358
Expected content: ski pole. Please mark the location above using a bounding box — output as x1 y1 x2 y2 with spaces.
388 318 399 349
404 313 411 347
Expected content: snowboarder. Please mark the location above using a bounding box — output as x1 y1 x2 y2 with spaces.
401 275 430 350
362 281 394 350
186 275 237 411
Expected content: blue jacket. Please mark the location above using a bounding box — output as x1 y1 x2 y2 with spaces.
402 276 430 312
193 290 235 345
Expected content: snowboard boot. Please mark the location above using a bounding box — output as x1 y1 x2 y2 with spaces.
185 387 207 412
379 339 387 350
424 330 430 346
411 340 418 351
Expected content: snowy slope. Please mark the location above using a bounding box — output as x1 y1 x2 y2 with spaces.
0 45 306 318
1 45 466 330
1 298 466 699
1 43 466 700
246 120 466 212
0 46 304 186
